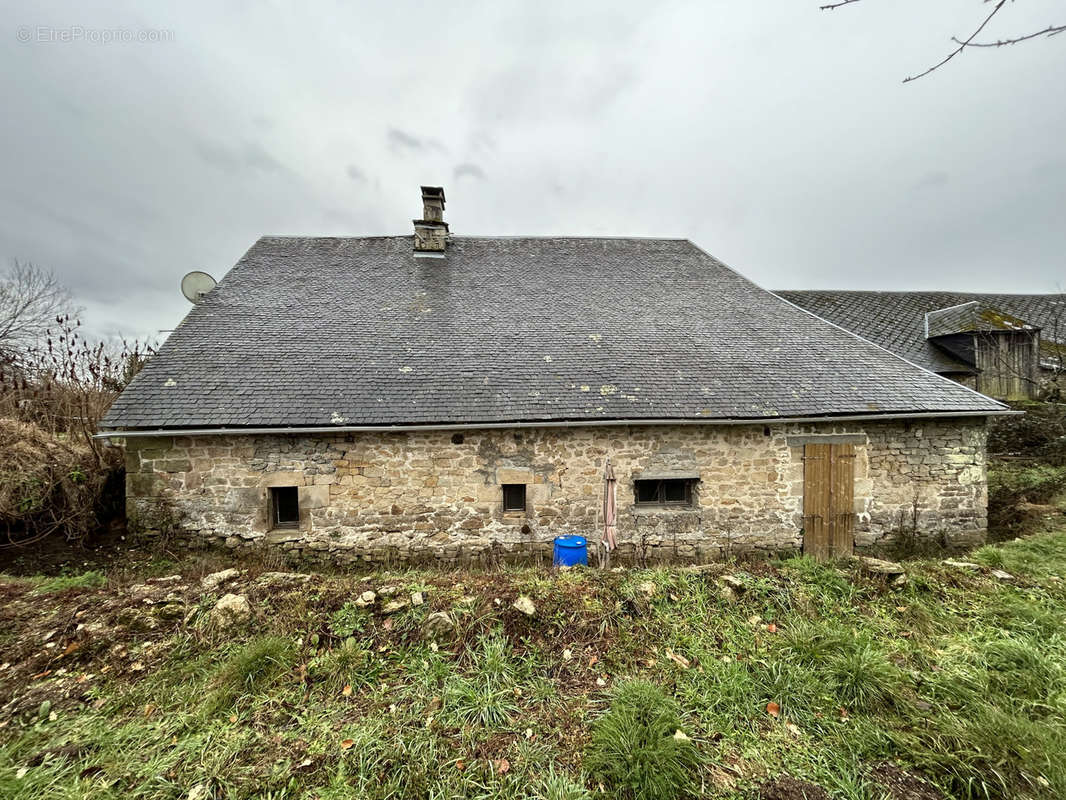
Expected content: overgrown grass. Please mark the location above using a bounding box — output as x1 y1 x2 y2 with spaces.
3 532 1066 798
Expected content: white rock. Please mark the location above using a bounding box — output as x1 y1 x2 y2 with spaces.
354 590 377 608
211 593 252 628
719 575 746 593
636 581 658 597
410 591 425 606
201 568 240 591
513 595 536 616
382 600 409 615
859 557 906 577
256 571 311 588
990 569 1014 581
147 575 183 585
423 611 455 640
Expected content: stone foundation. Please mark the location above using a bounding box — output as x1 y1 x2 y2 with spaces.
119 418 989 564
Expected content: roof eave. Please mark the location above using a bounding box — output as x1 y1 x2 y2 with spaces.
96 408 1014 439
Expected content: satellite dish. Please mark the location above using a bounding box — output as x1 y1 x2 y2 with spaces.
181 271 217 303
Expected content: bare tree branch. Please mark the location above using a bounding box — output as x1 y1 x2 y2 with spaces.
0 260 76 360
902 0 1007 83
954 24 1066 48
818 0 1064 82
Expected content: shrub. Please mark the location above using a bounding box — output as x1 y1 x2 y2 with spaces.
0 418 121 546
585 680 702 800
0 313 154 547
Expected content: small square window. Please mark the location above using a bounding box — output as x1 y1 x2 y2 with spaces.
633 478 695 507
502 483 526 512
270 486 300 528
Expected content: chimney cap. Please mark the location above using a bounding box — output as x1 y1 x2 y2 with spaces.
420 185 446 206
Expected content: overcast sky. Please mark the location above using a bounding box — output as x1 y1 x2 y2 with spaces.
2 0 1064 342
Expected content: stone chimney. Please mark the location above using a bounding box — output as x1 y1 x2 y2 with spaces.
413 186 448 255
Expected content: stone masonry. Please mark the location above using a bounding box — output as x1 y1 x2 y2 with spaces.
121 417 989 564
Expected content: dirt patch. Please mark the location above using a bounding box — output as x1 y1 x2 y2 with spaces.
868 762 945 800
759 775 831 800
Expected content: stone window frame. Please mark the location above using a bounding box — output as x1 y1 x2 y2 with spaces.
501 483 527 513
269 486 301 529
632 477 698 508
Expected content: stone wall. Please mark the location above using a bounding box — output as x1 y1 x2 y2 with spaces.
120 417 988 564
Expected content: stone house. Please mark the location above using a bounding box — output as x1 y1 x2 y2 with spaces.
779 290 1066 401
100 187 1008 563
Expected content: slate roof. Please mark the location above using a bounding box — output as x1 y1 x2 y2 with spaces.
102 237 1004 431
778 290 1066 374
925 301 1037 339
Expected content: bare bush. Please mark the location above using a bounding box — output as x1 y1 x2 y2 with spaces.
0 315 155 546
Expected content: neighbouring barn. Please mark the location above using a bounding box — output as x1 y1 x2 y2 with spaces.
99 188 1008 564
778 290 1066 401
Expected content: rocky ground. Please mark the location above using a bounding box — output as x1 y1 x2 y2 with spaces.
1 534 1065 799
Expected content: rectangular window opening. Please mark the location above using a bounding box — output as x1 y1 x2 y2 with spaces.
502 483 526 512
270 486 300 529
633 478 696 507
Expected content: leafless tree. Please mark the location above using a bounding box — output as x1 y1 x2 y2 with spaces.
0 260 76 360
820 0 1065 82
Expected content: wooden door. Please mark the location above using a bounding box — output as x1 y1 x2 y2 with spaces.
802 443 855 560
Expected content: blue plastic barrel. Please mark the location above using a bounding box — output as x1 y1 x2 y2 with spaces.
553 535 588 567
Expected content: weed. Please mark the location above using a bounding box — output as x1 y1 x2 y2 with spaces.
328 601 368 638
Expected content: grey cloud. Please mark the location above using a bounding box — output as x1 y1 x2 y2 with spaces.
913 171 949 190
0 0 1063 343
194 139 285 175
387 127 424 152
387 127 447 155
454 163 486 181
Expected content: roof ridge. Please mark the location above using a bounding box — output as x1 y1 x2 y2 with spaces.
780 289 1064 298
256 234 691 243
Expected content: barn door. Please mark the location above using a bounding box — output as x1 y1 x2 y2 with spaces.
802 443 855 560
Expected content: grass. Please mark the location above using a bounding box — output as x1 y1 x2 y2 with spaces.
585 679 703 800
2 532 1066 798
6 569 108 595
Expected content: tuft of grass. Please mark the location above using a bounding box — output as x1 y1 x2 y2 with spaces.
585 679 702 800
29 570 106 594
781 620 904 711
825 641 904 711
204 635 297 715
439 633 528 729
528 765 594 800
